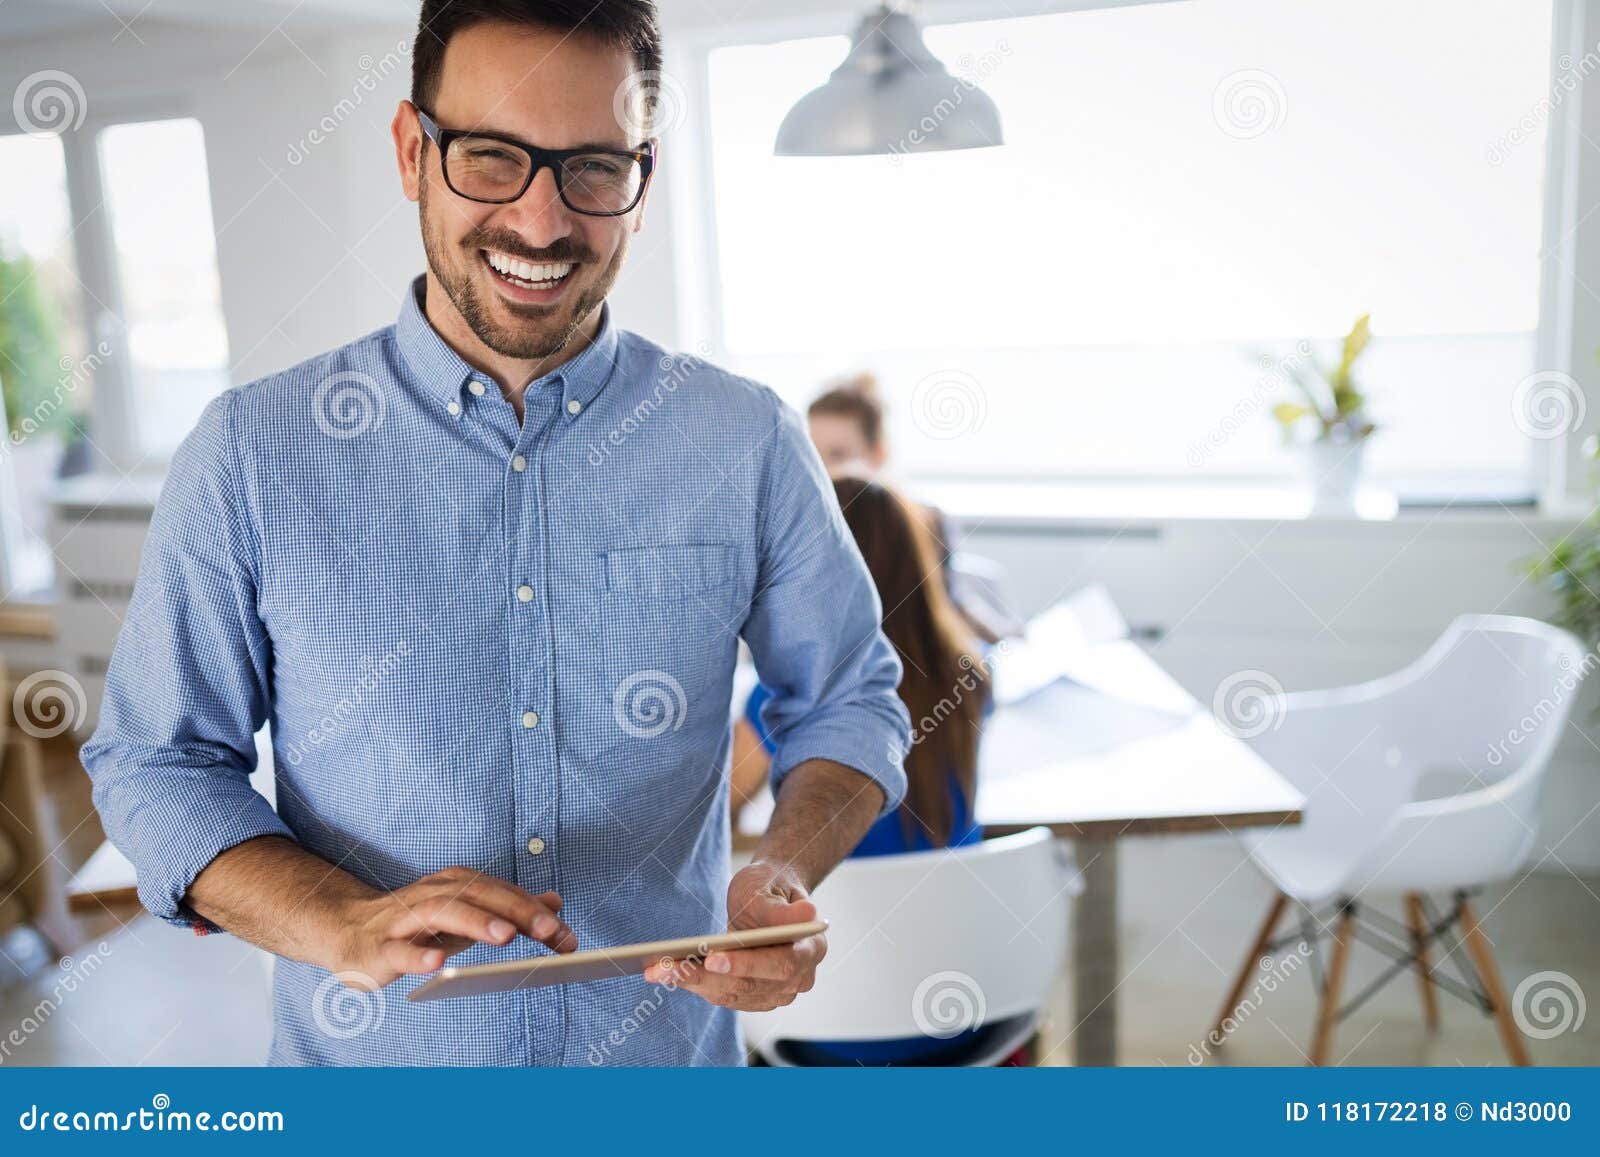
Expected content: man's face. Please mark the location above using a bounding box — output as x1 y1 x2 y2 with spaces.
406 21 649 360
809 413 885 478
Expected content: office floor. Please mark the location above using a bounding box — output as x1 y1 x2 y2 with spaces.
3 835 1595 1066
1036 834 1600 1067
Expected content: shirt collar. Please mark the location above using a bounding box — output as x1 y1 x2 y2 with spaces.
396 275 475 402
395 274 620 419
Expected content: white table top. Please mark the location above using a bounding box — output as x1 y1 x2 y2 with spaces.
977 639 1304 838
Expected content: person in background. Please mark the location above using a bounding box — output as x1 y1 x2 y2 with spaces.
804 372 1019 642
805 372 891 479
806 374 955 554
732 475 986 854
731 475 991 1064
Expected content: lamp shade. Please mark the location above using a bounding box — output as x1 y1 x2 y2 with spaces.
774 6 1003 157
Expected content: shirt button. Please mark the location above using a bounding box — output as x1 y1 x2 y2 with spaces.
516 584 534 603
468 381 486 397
446 400 461 417
526 836 546 856
566 399 582 415
522 710 540 729
512 455 527 472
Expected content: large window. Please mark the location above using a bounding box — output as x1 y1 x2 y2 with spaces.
99 118 231 459
0 114 229 595
0 132 87 594
704 0 1555 487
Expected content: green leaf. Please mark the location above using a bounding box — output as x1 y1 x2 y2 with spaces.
1272 402 1314 428
1339 313 1371 375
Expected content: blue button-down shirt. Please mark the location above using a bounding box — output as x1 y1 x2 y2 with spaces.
82 276 909 1067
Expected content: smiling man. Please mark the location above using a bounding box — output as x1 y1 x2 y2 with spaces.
81 0 909 1067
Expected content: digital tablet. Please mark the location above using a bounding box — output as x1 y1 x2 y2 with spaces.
406 919 828 1002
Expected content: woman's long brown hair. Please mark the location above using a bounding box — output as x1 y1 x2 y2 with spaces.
833 476 988 847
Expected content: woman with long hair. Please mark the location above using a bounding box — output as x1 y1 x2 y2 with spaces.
732 474 989 855
731 475 992 1063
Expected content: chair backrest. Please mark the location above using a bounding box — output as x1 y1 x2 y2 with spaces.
1380 615 1586 805
1349 615 1588 891
740 827 1073 1047
1244 615 1588 897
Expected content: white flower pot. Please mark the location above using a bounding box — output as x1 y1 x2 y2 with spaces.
1304 438 1366 512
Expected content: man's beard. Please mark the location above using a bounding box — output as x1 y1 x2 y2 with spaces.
419 174 624 361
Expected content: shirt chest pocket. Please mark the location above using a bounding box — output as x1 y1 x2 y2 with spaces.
596 544 739 740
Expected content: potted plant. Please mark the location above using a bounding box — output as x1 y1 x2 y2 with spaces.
1271 313 1378 509
0 245 67 441
1529 435 1600 652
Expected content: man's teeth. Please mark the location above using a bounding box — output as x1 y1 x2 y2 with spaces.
485 251 574 285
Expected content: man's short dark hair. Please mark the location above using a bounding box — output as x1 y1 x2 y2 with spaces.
411 0 663 116
809 373 885 447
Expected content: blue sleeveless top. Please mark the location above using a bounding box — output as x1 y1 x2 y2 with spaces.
743 681 983 857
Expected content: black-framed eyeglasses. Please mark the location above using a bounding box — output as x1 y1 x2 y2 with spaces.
416 107 654 217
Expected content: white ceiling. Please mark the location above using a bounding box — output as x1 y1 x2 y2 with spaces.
0 0 420 39
0 0 1159 43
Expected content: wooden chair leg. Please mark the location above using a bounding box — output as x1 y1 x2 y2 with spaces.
1405 892 1440 1030
1209 892 1288 1044
1459 899 1532 1066
1308 905 1356 1066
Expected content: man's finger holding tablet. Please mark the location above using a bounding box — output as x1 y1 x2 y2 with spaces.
643 860 827 1011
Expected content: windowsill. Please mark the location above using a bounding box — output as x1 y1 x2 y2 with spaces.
910 477 1546 529
36 469 1559 532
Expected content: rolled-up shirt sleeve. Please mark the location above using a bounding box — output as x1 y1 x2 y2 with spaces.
79 391 292 929
739 390 910 816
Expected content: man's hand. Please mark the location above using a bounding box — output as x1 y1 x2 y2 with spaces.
334 866 577 987
643 859 825 1012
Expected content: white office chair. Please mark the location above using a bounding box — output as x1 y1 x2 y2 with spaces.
1211 614 1587 1065
742 827 1076 1066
